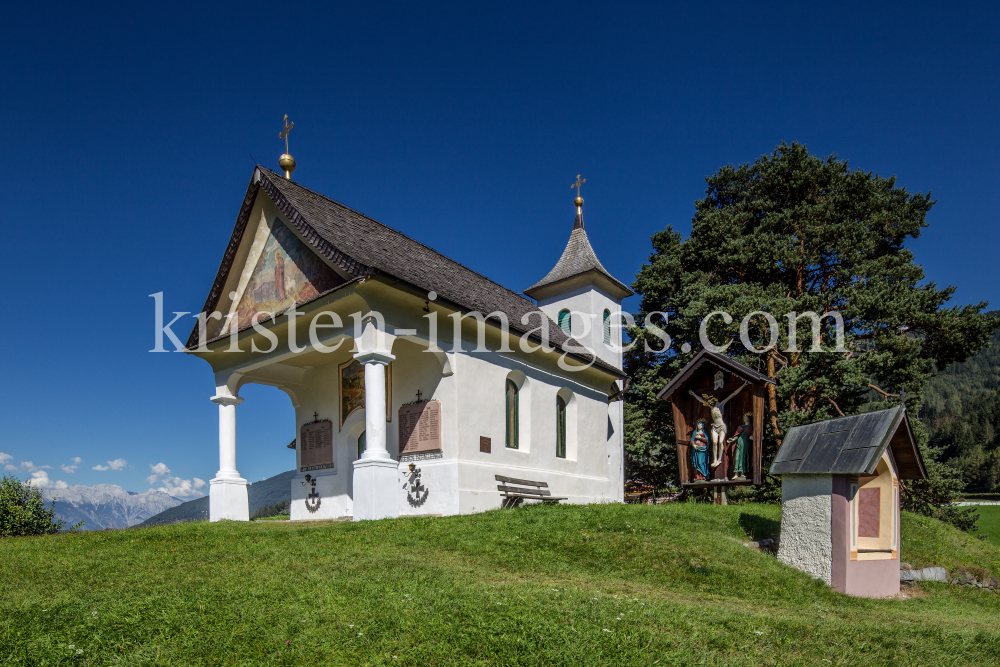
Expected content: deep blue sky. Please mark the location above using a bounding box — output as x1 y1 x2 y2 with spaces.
1 1 996 495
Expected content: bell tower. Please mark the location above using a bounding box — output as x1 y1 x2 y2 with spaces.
524 177 633 370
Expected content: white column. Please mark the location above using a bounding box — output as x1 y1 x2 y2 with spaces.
352 347 399 521
209 394 249 521
357 352 393 460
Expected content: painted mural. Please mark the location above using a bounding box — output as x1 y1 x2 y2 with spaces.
235 219 342 329
339 359 392 428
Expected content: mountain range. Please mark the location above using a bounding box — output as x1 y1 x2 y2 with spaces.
138 469 296 527
43 484 183 531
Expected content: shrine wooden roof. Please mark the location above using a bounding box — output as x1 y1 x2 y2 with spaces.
770 405 927 479
655 349 773 402
186 167 624 377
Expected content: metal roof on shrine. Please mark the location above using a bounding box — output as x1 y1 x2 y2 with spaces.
770 405 927 479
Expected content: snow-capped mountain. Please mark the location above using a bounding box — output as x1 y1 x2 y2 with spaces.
42 484 184 530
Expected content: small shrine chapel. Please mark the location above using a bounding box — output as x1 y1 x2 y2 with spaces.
185 158 632 522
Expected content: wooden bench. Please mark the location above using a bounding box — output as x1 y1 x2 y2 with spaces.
496 475 566 508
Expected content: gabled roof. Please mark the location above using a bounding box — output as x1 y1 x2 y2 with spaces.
187 167 623 377
655 349 774 402
770 405 927 479
523 211 633 301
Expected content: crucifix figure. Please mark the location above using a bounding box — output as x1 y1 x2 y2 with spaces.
571 174 586 198
689 381 748 470
279 114 295 154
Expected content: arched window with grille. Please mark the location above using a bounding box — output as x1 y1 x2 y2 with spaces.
558 309 571 335
505 379 519 449
603 309 612 345
556 395 567 458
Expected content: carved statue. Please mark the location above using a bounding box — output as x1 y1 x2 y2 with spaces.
727 411 753 480
690 421 710 481
689 381 748 469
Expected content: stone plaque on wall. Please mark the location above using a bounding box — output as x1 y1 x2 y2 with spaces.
300 419 335 472
399 400 442 454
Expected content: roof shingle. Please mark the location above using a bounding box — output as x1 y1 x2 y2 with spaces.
189 168 623 377
524 211 632 298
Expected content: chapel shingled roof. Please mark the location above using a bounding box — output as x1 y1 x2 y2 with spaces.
523 211 633 299
769 405 926 479
188 167 623 377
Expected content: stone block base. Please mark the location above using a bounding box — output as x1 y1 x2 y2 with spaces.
353 458 400 521
209 476 249 521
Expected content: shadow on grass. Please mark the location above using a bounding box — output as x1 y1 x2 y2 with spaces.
739 512 780 542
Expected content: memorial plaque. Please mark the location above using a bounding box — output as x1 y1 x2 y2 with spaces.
480 436 491 454
398 400 442 454
300 419 335 472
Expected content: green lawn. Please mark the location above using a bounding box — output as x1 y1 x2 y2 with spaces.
971 505 1000 550
1 503 999 666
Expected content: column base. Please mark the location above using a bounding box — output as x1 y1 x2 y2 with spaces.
210 476 249 521
353 458 400 521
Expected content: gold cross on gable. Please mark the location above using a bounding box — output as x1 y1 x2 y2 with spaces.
571 174 586 197
279 114 295 153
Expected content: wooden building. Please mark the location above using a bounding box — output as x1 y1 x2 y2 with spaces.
656 350 773 493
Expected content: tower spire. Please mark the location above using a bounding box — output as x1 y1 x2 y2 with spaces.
571 174 585 229
278 114 296 180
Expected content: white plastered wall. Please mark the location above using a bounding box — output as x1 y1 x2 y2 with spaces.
535 284 623 371
452 349 622 513
778 475 834 585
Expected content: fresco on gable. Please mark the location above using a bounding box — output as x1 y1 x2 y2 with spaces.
235 219 342 329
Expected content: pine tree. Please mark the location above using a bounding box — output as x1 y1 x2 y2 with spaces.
625 142 997 528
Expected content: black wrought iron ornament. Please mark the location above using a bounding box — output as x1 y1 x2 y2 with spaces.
301 473 321 513
405 463 429 507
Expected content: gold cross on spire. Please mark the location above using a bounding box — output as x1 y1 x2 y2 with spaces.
279 114 295 154
571 174 586 198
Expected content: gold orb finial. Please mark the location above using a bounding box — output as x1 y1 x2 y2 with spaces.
574 195 584 207
279 153 296 179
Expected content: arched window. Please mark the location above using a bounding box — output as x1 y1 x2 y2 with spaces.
558 309 571 335
505 379 519 449
556 395 567 458
603 309 612 345
357 431 366 459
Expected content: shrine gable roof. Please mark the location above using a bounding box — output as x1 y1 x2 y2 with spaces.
769 405 927 479
655 349 773 402
187 167 623 377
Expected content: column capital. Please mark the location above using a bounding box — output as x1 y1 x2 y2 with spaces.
211 395 245 406
353 350 395 366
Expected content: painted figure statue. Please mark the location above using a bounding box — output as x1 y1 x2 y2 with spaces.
727 411 753 480
690 421 710 481
689 381 749 469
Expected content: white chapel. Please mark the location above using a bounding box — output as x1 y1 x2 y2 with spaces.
186 160 633 522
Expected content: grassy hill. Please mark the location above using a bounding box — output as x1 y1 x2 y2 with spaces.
2 503 1000 666
137 469 296 527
